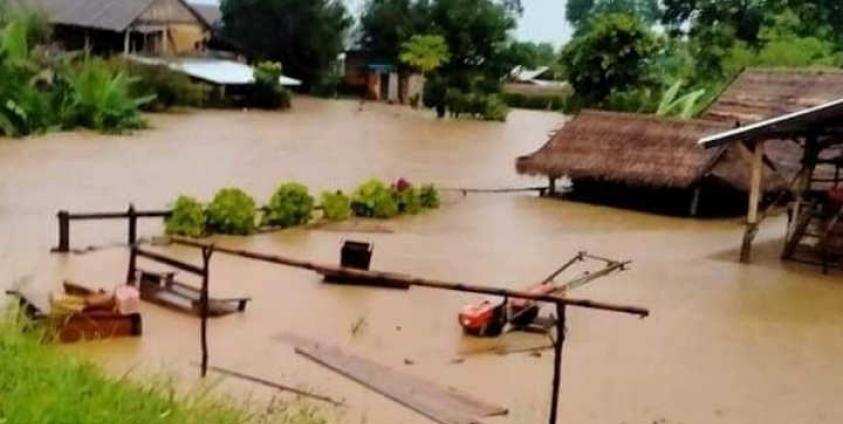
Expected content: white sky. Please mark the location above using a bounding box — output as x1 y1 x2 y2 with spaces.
189 0 572 46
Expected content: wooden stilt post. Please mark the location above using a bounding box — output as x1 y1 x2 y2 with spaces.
548 302 567 424
689 186 702 217
127 204 137 247
123 30 130 56
199 245 214 378
740 141 765 263
548 176 557 197
56 210 70 253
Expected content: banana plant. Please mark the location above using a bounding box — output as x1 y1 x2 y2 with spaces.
656 81 706 119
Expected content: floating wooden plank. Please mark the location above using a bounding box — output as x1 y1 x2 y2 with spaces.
276 333 507 424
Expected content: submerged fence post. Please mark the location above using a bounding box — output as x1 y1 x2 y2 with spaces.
55 210 70 253
127 204 137 247
548 303 567 424
199 245 214 378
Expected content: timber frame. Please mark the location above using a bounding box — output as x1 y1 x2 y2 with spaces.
699 98 843 266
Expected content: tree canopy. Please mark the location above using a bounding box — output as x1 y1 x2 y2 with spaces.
220 0 352 87
399 34 450 74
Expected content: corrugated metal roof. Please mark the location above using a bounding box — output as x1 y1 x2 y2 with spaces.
131 56 302 86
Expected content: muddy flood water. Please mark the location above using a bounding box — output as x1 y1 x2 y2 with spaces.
1 97 842 423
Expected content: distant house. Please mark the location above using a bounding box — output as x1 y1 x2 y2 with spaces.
516 68 843 215
342 50 423 104
504 65 569 98
15 0 211 56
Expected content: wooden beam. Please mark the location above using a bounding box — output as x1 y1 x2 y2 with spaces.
740 141 765 263
167 237 649 318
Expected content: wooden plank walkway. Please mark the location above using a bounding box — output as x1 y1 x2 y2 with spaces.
276 333 507 424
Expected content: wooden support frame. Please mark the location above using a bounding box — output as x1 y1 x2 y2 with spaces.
52 206 171 253
164 237 648 424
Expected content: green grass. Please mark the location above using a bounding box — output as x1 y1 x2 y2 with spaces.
0 316 327 424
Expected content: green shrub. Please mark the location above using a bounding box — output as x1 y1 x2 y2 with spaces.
501 92 568 110
310 71 342 98
419 184 440 209
0 318 328 424
263 182 315 227
205 188 257 235
112 59 208 111
320 190 352 221
351 179 398 218
482 95 508 122
66 58 153 132
165 195 205 237
391 178 422 214
444 90 509 121
248 61 291 109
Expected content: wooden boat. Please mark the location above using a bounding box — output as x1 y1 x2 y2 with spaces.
133 268 250 317
5 283 142 343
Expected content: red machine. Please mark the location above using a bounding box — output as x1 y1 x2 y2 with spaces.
459 252 629 337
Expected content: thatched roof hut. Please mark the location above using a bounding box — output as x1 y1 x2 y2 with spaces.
516 110 784 193
516 69 843 214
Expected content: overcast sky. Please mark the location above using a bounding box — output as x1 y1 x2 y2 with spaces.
190 0 572 46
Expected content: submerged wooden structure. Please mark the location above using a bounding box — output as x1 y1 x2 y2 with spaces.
167 236 648 424
518 69 843 215
700 97 843 268
6 283 142 343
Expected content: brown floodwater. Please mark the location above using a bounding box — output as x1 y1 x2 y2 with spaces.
1 97 842 423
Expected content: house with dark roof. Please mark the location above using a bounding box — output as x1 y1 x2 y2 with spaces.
15 0 211 56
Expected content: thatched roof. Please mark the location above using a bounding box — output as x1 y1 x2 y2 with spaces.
704 68 843 123
15 0 208 32
516 110 784 191
519 69 843 190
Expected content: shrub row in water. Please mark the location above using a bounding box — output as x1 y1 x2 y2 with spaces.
165 179 440 237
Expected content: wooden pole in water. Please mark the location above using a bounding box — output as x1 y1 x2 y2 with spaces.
199 245 214 378
127 204 137 247
740 141 765 263
167 237 649 317
56 210 70 253
548 303 567 424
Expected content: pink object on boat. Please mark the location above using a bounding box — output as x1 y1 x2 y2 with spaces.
114 285 140 315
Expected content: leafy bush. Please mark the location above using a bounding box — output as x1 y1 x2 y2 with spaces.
419 184 440 209
248 61 291 109
205 188 257 235
263 182 315 227
310 71 342 98
391 178 422 214
112 59 208 111
320 190 352 221
482 95 509 121
351 179 398 218
66 58 153 132
501 92 568 111
165 195 205 237
445 90 509 121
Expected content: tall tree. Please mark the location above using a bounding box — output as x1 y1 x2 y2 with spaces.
220 0 352 87
561 13 659 105
567 0 661 29
359 0 430 63
427 0 516 86
662 0 767 43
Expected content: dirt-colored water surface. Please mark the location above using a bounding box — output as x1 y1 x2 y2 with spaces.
1 97 842 424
